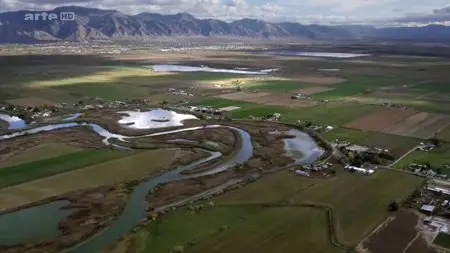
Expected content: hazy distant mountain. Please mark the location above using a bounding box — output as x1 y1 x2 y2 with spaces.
0 6 449 43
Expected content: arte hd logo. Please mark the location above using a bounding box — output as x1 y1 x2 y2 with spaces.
24 11 75 21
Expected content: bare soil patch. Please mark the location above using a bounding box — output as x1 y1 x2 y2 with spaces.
294 76 346 85
217 91 318 107
382 113 450 139
228 121 298 168
362 210 418 253
0 120 8 130
345 108 417 132
147 170 235 210
6 96 57 107
295 87 335 95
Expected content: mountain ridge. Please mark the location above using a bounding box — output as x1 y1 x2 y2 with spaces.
0 5 449 43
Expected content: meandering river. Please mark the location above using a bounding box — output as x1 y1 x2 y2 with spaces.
0 116 322 252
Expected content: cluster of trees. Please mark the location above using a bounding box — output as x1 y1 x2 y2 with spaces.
340 147 394 167
388 201 399 212
429 136 440 147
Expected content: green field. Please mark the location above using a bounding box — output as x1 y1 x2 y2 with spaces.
0 149 132 189
312 76 402 100
193 98 295 119
0 149 181 211
194 98 381 126
110 206 338 253
217 169 424 245
1 66 155 101
433 232 450 249
357 133 421 157
194 98 256 109
1 143 83 168
321 128 372 142
157 71 246 81
1 66 246 101
349 93 450 114
245 80 310 92
413 82 450 93
281 102 380 126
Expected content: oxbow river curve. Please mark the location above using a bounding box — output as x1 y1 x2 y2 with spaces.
0 114 323 252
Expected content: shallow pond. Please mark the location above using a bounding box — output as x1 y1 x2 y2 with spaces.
0 201 72 246
281 129 325 165
149 64 277 75
262 51 371 58
117 109 198 129
0 114 26 130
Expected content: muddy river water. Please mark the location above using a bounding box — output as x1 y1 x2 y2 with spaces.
0 116 323 252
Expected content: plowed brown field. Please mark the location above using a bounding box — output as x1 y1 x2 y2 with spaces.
362 210 419 253
382 112 450 139
405 235 439 253
7 96 57 107
345 109 417 132
294 87 334 95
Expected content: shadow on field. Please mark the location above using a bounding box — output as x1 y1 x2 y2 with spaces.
2 53 450 103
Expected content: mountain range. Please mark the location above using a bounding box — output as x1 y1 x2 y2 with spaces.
0 6 450 43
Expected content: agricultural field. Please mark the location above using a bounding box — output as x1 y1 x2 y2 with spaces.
382 112 450 139
195 98 381 126
0 149 186 211
0 48 449 253
243 79 311 91
413 82 450 93
217 169 424 245
0 64 245 103
344 109 450 139
310 76 404 100
0 149 132 189
6 97 57 107
0 143 83 168
344 108 417 132
433 232 450 249
360 210 438 253
357 133 420 157
321 127 372 143
106 205 338 253
216 91 318 107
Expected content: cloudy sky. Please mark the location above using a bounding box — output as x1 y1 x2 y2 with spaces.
1 0 449 26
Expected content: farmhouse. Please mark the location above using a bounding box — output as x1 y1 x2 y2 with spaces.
424 216 450 233
418 142 437 152
346 144 370 152
427 185 450 196
421 204 436 215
